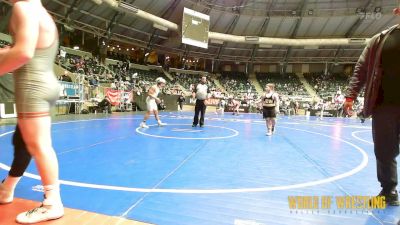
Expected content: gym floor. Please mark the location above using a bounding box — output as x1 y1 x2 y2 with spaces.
0 111 399 225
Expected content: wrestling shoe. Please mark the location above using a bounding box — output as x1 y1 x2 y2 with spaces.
376 189 400 206
158 121 166 127
140 122 149 129
16 203 64 224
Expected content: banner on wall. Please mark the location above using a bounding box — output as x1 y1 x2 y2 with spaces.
205 98 219 106
106 88 133 106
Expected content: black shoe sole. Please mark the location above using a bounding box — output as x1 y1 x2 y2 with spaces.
388 201 400 206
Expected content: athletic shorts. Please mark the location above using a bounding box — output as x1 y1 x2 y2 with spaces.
263 107 276 118
146 97 158 111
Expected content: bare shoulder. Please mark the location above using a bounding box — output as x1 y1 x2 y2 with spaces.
11 1 38 22
12 1 34 13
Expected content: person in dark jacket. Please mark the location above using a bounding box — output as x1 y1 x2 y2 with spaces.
344 23 400 206
98 96 112 114
177 93 186 112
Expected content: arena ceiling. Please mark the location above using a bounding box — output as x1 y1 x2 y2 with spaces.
6 0 400 64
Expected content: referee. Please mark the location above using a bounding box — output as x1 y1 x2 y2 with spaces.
192 76 210 127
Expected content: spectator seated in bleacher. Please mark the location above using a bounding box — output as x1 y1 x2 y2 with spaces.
97 96 112 114
89 75 99 87
219 72 257 97
257 73 308 98
59 70 72 82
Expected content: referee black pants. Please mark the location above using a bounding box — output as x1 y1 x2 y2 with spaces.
193 99 206 126
372 105 400 192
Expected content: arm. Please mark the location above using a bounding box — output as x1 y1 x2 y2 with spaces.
206 86 211 100
147 86 160 101
192 85 197 99
274 94 280 113
254 95 262 105
345 41 372 100
343 39 373 114
0 2 38 76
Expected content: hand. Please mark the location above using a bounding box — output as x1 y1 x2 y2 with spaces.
393 7 400 15
343 99 354 116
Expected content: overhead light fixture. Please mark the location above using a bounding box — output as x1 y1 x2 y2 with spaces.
308 9 313 15
63 24 74 32
119 1 139 13
291 10 297 15
145 52 149 57
245 36 259 42
232 6 240 13
349 38 366 44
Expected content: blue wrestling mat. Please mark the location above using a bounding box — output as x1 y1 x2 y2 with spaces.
0 112 399 225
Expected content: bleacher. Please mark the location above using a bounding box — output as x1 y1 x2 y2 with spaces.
219 72 256 97
256 73 309 98
303 73 349 99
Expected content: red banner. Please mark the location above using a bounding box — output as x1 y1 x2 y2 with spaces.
106 89 133 106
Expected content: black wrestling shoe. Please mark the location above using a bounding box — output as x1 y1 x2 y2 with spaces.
376 190 400 206
192 124 197 127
